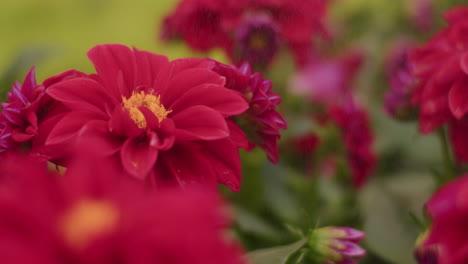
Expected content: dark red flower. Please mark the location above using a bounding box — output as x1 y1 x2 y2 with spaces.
383 40 418 121
0 150 247 264
329 99 376 188
41 44 249 192
212 61 287 164
415 174 468 264
161 0 329 68
410 7 468 162
290 51 364 106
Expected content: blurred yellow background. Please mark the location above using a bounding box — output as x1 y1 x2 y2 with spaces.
0 0 227 82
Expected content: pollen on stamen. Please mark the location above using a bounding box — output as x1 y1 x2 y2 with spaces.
122 91 172 128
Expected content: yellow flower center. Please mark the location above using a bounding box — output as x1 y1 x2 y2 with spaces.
122 91 172 128
61 199 119 249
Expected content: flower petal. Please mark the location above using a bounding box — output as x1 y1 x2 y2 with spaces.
133 48 170 88
87 44 137 98
45 112 103 146
160 67 226 107
170 84 248 117
202 139 242 192
172 106 229 141
449 118 468 163
46 78 113 116
121 136 158 180
109 106 143 137
78 120 123 157
449 77 468 119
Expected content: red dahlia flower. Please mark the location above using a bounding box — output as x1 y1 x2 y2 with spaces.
410 7 468 162
0 151 247 264
415 174 468 264
43 44 249 191
162 0 329 68
212 61 287 164
329 99 376 188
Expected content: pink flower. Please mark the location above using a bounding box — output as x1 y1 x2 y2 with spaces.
41 44 249 191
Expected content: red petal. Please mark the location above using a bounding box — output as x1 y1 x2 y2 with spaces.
160 67 226 107
45 112 103 145
449 118 468 163
460 52 468 75
109 106 143 137
170 84 248 117
133 48 170 88
87 44 137 98
78 120 122 157
449 77 468 119
227 120 249 149
202 139 242 192
155 143 218 189
172 106 229 141
171 58 215 73
46 78 113 116
121 136 158 180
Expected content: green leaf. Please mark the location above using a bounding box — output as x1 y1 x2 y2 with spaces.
234 206 282 239
359 173 434 264
247 239 307 264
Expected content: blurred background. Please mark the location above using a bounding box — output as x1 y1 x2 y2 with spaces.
1 0 468 263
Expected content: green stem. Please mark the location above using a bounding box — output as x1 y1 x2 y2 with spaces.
438 127 455 181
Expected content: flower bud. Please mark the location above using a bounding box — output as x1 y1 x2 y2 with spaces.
308 227 366 264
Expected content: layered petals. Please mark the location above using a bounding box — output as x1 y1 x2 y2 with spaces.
40 44 249 191
213 61 287 163
409 6 468 163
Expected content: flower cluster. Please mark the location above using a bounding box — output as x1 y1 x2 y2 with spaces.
0 44 287 192
289 51 375 187
161 0 329 69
